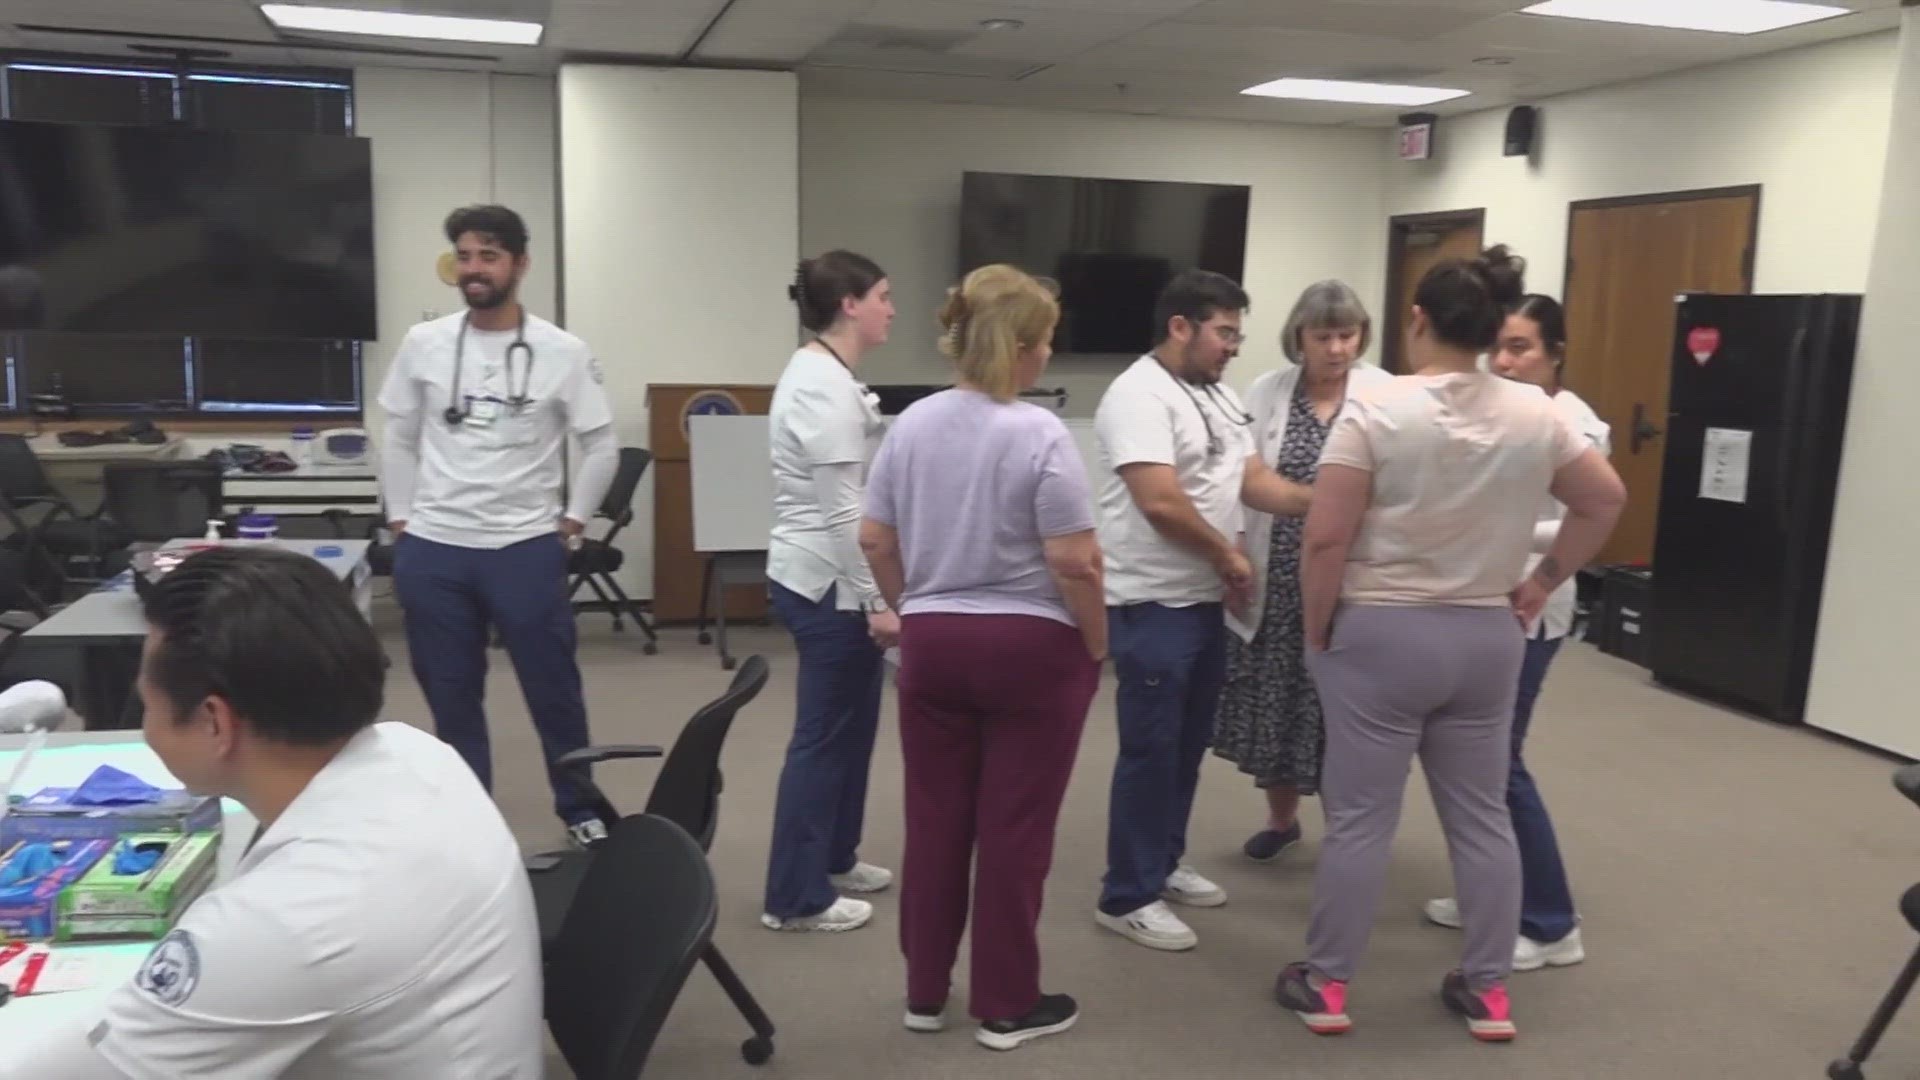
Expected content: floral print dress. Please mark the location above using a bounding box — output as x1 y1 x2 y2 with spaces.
1212 384 1332 791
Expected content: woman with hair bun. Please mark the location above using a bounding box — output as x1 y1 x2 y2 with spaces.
861 264 1104 1050
761 249 896 934
1274 247 1627 1042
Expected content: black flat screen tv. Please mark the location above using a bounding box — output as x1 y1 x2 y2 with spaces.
958 171 1250 355
0 119 376 339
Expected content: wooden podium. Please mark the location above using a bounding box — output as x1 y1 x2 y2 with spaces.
647 383 774 623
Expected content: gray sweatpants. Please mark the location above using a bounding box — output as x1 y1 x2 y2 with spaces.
1304 603 1526 988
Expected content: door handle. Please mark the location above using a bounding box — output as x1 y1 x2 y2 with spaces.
1631 403 1662 454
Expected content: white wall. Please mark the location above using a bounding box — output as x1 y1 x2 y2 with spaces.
801 95 1388 415
1807 9 1920 757
353 69 557 430
1386 31 1899 298
559 65 800 593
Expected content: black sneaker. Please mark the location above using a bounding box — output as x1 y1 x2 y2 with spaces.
975 993 1078 1051
1243 821 1303 862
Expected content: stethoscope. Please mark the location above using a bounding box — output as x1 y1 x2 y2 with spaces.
1166 365 1252 457
443 310 535 426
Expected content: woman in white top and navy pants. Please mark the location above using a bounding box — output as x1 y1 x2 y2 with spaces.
761 251 900 933
1422 294 1611 971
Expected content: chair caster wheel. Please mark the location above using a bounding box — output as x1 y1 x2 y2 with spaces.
642 642 658 656
698 631 713 644
722 656 737 671
1828 1060 1865 1080
742 1037 773 1065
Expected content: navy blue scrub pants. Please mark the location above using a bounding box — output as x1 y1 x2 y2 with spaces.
763 582 885 919
393 532 597 826
1100 601 1227 917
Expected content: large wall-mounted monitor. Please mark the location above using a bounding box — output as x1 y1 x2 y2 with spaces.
0 118 376 339
958 171 1251 356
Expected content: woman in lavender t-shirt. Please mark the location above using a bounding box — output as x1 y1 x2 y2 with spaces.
860 265 1107 1051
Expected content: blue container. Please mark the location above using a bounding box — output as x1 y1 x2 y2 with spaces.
236 514 278 541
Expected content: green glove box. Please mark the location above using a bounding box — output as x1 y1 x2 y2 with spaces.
55 831 220 943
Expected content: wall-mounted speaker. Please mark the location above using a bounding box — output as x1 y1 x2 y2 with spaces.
1504 105 1538 157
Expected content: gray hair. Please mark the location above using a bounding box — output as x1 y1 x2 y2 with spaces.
1281 279 1372 364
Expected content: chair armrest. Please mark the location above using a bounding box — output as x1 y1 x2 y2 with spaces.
0 611 40 633
555 744 664 768
1896 762 1920 808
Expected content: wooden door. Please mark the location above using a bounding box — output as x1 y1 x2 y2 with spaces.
647 384 774 623
1564 188 1757 566
1382 210 1485 372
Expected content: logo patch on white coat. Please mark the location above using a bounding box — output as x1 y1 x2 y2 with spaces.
136 929 201 1007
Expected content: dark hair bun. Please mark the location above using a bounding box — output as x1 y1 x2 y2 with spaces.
1476 245 1527 305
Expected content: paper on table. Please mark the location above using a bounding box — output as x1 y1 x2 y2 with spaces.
18 950 118 995
1699 427 1752 504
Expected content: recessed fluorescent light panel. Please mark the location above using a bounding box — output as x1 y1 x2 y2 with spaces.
1519 0 1851 35
258 4 544 46
1240 78 1470 107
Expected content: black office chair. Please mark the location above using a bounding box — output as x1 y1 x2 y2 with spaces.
527 655 776 1066
0 433 118 605
101 461 224 543
546 813 717 1080
1828 762 1920 1080
567 447 658 653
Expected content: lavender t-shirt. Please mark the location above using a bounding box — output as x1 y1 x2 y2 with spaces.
864 389 1095 626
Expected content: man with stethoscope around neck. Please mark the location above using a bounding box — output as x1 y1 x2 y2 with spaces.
377 204 618 848
1091 269 1313 953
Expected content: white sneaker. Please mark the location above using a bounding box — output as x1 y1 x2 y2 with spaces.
1095 900 1198 951
1513 928 1585 971
567 818 609 848
1161 865 1227 908
761 896 873 932
903 1005 946 1033
830 862 894 894
1423 897 1463 929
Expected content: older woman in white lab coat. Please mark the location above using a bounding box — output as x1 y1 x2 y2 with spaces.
1214 281 1392 862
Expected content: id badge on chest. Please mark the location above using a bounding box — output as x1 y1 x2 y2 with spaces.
463 396 502 428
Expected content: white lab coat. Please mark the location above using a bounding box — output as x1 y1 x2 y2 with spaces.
1226 362 1393 644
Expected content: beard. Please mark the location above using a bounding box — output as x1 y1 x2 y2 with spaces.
1181 339 1225 384
460 277 510 311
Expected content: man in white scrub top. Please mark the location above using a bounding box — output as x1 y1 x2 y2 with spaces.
8 546 542 1079
379 204 618 847
1093 270 1313 953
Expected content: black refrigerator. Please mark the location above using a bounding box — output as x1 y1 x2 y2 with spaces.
1648 293 1861 723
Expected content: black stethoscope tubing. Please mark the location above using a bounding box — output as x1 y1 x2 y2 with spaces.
443 310 536 426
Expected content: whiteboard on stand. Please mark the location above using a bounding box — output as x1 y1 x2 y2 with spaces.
688 414 1107 555
689 415 776 553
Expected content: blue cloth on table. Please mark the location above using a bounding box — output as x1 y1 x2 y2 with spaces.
0 842 59 890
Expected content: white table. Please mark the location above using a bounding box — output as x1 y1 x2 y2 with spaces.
0 732 254 1042
12 540 372 730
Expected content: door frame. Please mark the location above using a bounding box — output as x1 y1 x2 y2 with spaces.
1382 207 1486 373
1563 184 1762 299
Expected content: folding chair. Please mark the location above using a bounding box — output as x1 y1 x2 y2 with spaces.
0 434 118 608
566 447 658 653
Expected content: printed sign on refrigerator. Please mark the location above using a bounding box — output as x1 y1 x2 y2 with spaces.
1699 427 1752 504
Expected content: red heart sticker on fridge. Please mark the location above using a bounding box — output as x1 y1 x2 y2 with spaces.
1687 327 1721 365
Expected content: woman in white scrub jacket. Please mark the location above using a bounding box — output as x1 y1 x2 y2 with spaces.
760 250 899 933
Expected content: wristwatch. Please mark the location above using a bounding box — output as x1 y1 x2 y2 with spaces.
862 596 890 615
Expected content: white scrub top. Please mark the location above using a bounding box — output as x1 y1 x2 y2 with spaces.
1094 354 1255 608
378 311 613 550
766 346 884 611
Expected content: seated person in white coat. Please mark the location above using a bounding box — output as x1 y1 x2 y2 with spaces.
9 546 543 1080
1214 280 1392 862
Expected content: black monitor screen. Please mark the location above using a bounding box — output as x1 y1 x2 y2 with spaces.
958 171 1250 356
0 119 376 339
